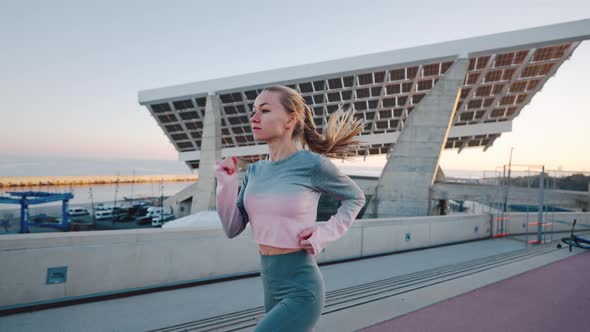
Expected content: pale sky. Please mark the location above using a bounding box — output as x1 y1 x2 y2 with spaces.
1 0 589 175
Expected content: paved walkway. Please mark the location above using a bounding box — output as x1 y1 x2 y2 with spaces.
361 250 590 332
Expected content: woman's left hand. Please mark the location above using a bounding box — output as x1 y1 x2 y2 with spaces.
298 226 317 255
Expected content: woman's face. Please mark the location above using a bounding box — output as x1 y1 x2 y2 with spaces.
251 90 295 142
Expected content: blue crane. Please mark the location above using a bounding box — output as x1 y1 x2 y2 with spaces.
0 191 74 233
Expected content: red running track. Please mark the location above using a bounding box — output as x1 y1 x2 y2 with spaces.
361 251 590 332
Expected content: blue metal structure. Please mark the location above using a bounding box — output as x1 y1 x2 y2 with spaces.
0 191 74 233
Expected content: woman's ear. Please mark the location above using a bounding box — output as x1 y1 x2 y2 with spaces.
285 113 297 129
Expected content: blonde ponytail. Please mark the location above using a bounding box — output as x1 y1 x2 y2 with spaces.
262 85 364 159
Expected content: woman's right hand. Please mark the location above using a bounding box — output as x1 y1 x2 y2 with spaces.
216 156 238 175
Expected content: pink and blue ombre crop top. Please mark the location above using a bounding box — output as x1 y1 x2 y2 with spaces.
215 150 366 255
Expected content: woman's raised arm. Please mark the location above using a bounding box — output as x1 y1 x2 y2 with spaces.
214 157 249 238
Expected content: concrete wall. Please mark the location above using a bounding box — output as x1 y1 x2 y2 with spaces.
163 181 197 218
0 228 259 309
497 212 590 236
1 214 491 308
326 214 490 260
5 212 587 309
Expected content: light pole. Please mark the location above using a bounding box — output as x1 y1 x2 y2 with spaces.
503 147 515 213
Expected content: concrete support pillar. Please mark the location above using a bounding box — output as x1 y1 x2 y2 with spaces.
190 94 222 213
434 165 446 183
369 58 468 217
62 199 70 229
20 203 29 234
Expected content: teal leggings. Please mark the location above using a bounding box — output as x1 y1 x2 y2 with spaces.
255 250 325 332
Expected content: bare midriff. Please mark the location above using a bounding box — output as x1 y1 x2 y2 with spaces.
258 244 301 256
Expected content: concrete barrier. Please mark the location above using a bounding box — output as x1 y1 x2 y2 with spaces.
0 213 492 309
493 212 590 236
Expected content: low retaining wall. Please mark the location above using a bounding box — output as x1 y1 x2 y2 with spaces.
494 212 590 236
0 214 490 309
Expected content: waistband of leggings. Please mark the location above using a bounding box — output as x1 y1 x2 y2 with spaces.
259 249 315 267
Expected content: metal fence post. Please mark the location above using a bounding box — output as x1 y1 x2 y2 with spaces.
537 167 545 244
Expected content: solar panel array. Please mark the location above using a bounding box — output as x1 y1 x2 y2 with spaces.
145 42 578 170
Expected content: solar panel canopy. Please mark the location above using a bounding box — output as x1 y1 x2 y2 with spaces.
138 19 590 170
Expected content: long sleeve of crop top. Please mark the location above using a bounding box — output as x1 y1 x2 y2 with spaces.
307 156 366 255
214 163 249 238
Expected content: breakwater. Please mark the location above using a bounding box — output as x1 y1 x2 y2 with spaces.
0 174 198 188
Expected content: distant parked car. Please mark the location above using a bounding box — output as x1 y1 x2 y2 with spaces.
135 215 153 225
68 207 90 216
32 214 58 223
95 204 113 211
134 206 151 218
151 214 175 227
95 210 113 220
146 207 172 218
113 212 134 223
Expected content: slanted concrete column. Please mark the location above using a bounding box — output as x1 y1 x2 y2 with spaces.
370 58 468 217
190 93 222 213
